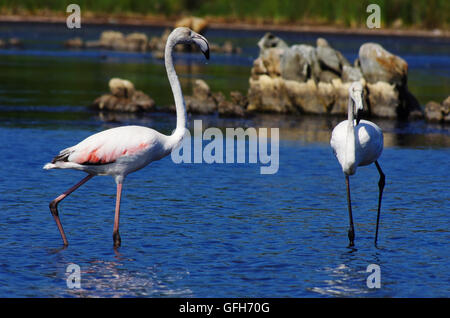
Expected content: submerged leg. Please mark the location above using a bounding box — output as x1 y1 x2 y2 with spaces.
113 182 123 248
374 161 385 246
345 175 355 247
49 174 94 246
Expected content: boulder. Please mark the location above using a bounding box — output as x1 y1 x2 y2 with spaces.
366 81 399 118
424 101 443 122
316 45 342 74
109 78 135 98
92 78 155 112
215 91 246 117
359 43 408 86
342 65 363 82
424 96 450 123
99 31 125 48
257 33 288 55
247 75 294 113
185 79 217 114
281 45 320 82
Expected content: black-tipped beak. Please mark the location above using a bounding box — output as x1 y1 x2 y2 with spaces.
192 34 210 60
203 47 210 60
356 110 361 126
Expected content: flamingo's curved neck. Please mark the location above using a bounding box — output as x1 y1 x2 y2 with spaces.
165 35 187 138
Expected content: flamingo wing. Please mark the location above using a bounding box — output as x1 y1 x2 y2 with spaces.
53 126 157 166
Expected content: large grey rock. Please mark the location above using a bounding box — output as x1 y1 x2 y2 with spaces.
316 45 342 74
359 43 408 86
280 44 320 82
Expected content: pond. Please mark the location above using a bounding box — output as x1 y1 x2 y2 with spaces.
0 22 449 297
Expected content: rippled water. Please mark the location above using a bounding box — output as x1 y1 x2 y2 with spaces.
0 22 449 297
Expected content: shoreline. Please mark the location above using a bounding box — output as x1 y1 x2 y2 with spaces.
0 14 449 39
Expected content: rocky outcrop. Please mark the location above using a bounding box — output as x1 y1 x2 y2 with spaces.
64 18 241 56
92 78 155 112
424 96 450 123
247 33 422 119
177 79 247 117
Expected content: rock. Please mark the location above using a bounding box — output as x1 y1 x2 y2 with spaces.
175 17 208 34
359 43 408 86
319 70 340 83
99 31 125 48
316 38 329 47
425 101 444 122
215 92 246 117
109 78 135 98
247 75 294 113
281 45 319 82
342 65 363 82
316 45 342 74
424 96 450 123
124 33 148 52
284 79 325 114
185 79 217 114
64 37 84 49
92 78 154 112
257 33 288 55
366 81 399 118
259 47 284 77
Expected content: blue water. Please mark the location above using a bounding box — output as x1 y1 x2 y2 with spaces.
0 118 449 297
0 22 449 297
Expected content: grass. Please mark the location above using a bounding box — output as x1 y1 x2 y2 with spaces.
0 0 449 29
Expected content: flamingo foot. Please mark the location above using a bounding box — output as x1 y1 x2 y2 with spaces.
348 228 355 247
113 231 121 248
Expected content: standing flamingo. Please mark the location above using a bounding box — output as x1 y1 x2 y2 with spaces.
44 27 210 248
330 82 385 247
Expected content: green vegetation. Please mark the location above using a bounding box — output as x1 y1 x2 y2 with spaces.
1 0 449 29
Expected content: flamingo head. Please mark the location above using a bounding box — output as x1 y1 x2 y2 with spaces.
349 82 364 125
170 27 210 60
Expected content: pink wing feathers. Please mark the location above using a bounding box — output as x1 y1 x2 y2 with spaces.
52 126 156 166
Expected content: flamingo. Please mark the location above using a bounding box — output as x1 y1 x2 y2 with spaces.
330 82 385 247
44 27 210 248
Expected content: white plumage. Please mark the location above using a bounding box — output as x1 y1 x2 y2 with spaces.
330 82 386 247
44 27 210 248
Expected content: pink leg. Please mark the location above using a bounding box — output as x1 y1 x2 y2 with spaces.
113 182 123 248
49 174 94 246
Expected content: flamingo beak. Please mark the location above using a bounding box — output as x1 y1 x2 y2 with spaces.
192 33 210 60
354 95 363 126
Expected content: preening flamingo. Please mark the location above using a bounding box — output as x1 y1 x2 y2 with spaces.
44 27 210 248
330 82 385 247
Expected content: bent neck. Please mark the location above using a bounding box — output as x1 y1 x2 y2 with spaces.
165 35 187 136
